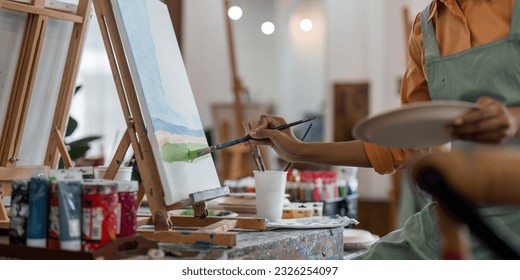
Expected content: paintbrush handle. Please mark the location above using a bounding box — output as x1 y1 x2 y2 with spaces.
199 116 317 158
273 116 316 131
211 135 251 152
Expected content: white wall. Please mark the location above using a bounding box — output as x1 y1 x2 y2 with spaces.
72 9 126 163
182 0 231 127
183 0 327 127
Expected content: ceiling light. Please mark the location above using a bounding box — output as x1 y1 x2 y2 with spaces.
261 21 275 35
300 18 313 32
228 6 243 21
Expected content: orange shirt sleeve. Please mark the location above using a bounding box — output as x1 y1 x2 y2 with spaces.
363 12 431 174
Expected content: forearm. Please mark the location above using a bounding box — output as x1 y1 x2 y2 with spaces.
293 140 373 167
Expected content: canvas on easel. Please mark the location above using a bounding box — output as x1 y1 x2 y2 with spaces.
110 0 221 206
0 0 92 228
5 8 76 166
91 0 266 246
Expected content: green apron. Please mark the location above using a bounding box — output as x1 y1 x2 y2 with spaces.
356 1 520 259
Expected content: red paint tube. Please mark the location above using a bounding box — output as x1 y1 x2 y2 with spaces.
81 180 118 252
116 181 138 237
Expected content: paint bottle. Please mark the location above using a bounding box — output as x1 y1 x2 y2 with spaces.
9 180 30 245
47 177 60 249
27 176 48 248
81 180 118 252
54 170 83 251
116 180 139 237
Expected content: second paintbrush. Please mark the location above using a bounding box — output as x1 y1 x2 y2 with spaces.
188 116 317 161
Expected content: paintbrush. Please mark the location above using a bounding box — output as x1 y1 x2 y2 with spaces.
188 116 316 161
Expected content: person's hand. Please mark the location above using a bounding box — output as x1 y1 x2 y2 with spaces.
246 115 302 162
449 96 518 144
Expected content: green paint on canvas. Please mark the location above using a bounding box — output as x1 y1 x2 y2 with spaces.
161 143 208 163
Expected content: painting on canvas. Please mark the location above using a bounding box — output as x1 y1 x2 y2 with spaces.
112 0 221 206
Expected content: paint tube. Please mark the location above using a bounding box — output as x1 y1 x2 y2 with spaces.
81 180 118 252
27 175 48 248
53 169 83 251
116 180 139 237
9 180 30 245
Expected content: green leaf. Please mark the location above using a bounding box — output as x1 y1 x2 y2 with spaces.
74 85 83 95
68 145 90 160
65 117 78 137
67 136 101 147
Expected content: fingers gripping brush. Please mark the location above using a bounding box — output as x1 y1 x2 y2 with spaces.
187 116 316 161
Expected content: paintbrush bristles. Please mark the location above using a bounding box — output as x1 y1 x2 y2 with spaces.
188 146 211 161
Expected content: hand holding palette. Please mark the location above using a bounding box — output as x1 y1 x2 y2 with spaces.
352 101 480 148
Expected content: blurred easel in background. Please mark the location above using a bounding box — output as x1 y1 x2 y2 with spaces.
212 0 270 181
0 0 92 229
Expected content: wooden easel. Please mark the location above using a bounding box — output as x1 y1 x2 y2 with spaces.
216 0 269 180
0 0 92 229
91 0 266 247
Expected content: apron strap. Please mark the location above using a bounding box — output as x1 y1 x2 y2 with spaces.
511 0 520 36
420 2 441 59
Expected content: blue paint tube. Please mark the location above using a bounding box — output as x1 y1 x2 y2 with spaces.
9 180 30 245
57 178 82 251
27 176 48 248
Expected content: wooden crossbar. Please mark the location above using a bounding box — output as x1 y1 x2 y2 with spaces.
2 0 83 23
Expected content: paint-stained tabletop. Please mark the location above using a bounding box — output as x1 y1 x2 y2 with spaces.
159 227 344 260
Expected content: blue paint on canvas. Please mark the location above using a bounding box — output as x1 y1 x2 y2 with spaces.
115 0 204 137
112 0 222 206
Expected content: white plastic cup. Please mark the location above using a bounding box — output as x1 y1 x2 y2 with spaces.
254 170 288 219
95 166 133 181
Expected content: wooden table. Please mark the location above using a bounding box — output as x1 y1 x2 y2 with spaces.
159 227 344 260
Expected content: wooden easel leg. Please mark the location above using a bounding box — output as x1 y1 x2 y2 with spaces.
229 148 243 179
0 180 9 228
137 182 146 208
0 196 9 229
44 0 92 168
52 127 74 168
103 129 131 179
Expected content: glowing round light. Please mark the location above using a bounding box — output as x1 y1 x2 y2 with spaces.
261 21 275 35
228 6 243 20
299 18 313 32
